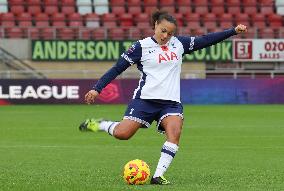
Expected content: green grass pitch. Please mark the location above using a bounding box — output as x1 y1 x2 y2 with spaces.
0 105 284 191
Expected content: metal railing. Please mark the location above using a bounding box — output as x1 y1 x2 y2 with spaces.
0 47 46 79
0 69 284 79
0 26 283 39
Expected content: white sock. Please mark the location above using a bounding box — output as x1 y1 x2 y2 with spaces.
99 121 119 136
153 141 179 178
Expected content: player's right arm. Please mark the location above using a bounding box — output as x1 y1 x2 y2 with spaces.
85 41 142 104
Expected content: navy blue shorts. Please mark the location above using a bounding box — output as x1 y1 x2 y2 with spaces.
123 99 183 133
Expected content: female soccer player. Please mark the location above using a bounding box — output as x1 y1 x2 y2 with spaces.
79 10 247 185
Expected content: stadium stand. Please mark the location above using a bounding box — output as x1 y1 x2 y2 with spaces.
0 0 283 39
0 0 8 13
77 0 93 15
93 0 109 14
0 0 284 79
276 0 284 15
127 0 142 15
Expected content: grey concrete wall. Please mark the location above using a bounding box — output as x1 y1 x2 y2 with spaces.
0 39 30 59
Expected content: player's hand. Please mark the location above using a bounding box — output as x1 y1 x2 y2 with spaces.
85 90 99 104
235 24 248 33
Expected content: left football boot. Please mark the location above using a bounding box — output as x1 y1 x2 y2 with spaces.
79 118 101 132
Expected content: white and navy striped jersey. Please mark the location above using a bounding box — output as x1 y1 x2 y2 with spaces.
93 28 237 103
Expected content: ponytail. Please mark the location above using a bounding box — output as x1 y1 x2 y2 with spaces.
150 10 177 29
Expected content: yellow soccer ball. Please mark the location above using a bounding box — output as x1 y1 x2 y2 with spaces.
123 159 150 185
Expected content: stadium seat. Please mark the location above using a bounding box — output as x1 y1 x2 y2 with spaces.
218 13 234 29
0 0 8 13
192 0 208 15
111 6 125 15
17 12 33 27
1 12 15 27
275 29 282 38
260 6 274 15
119 13 133 26
242 0 257 5
42 27 55 39
276 0 284 15
176 0 192 14
251 14 267 29
243 6 258 15
259 0 274 4
68 13 83 27
128 27 142 40
226 0 241 14
184 13 201 28
101 13 117 28
61 0 76 14
211 0 225 14
10 5 25 15
34 13 50 27
267 14 283 28
44 0 59 15
173 13 184 27
258 28 275 38
27 27 41 39
191 28 205 36
194 5 209 15
85 13 100 28
108 28 125 40
27 0 42 15
142 28 154 37
57 28 76 39
234 13 251 27
207 27 222 33
159 0 176 14
77 0 93 14
203 13 217 28
93 0 109 15
79 28 90 39
135 13 150 28
128 6 142 15
5 27 24 38
109 0 126 15
91 28 106 39
178 27 191 36
237 30 256 39
51 12 66 27
143 0 158 14
127 0 142 15
192 0 207 5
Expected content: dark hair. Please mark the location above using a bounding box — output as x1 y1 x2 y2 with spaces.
150 10 177 30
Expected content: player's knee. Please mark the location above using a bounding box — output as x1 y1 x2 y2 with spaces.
113 129 133 140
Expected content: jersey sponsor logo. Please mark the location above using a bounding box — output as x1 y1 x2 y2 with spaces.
158 52 178 63
129 108 134 114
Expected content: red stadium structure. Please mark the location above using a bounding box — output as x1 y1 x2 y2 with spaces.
0 0 283 80
0 0 282 39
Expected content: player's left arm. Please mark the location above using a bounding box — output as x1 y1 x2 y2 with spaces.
178 24 247 54
193 24 247 51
